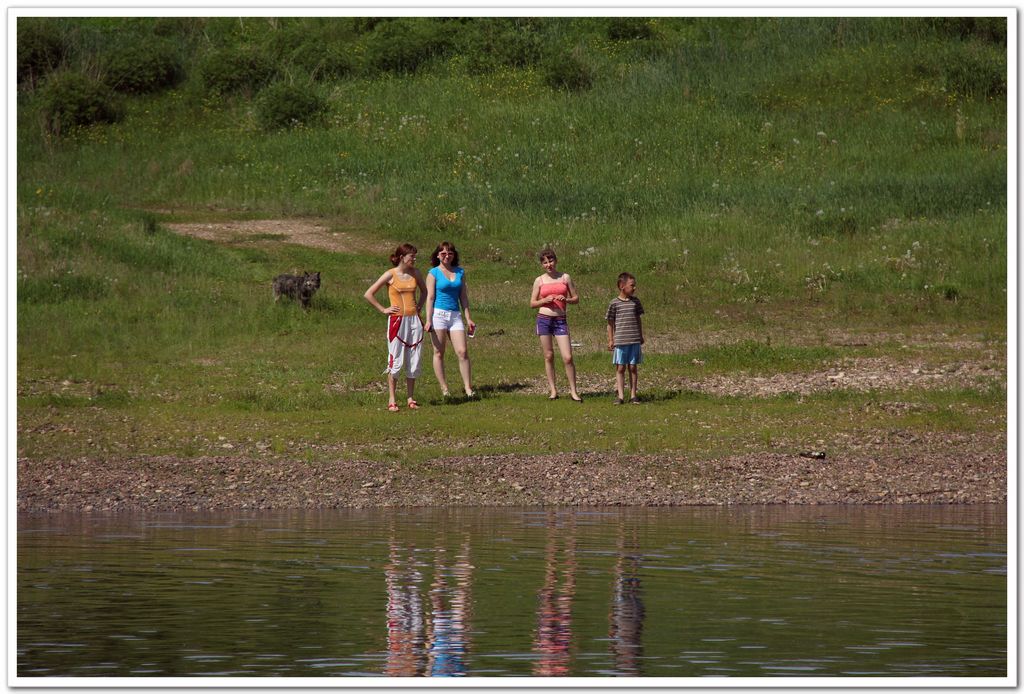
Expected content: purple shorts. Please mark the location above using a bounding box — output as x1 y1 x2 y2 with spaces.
536 314 569 337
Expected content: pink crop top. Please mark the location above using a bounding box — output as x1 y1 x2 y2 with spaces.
538 281 568 312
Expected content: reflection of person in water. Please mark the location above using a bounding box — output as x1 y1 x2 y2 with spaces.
426 539 473 677
532 512 577 676
385 538 426 676
609 522 645 676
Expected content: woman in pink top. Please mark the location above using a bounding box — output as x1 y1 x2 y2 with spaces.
530 248 582 402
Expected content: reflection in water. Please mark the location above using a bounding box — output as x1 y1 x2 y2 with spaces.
426 539 473 676
532 511 578 676
609 521 645 676
384 533 473 677
384 537 425 676
16 506 1008 678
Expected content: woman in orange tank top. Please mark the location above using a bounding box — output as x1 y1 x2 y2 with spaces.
364 243 427 411
529 248 582 402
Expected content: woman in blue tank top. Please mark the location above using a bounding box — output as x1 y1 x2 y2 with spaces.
423 241 477 398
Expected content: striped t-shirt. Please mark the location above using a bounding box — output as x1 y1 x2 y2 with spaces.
606 296 645 346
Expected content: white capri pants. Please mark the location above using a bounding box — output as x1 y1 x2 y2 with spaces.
386 314 424 378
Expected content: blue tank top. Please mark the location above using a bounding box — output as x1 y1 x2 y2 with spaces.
430 266 463 311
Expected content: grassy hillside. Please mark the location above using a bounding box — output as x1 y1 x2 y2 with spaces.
16 17 1007 466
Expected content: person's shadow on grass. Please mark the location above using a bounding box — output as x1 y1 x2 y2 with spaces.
577 389 686 403
428 382 531 405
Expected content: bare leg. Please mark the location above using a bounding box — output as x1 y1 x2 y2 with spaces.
554 334 580 400
629 365 639 400
448 329 474 395
538 334 558 398
387 373 398 407
431 329 450 395
615 364 626 400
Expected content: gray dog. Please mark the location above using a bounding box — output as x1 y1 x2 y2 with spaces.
273 271 321 309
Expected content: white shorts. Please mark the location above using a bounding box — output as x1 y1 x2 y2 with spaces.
386 314 424 378
431 308 465 332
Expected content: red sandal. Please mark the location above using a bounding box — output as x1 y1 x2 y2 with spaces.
387 403 400 412
407 398 419 410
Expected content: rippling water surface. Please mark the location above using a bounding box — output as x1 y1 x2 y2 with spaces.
18 505 1006 678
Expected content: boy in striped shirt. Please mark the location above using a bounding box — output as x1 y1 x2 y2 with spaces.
606 272 645 404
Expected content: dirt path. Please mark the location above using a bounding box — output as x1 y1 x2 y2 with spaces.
17 429 1005 512
665 357 1003 398
164 218 388 254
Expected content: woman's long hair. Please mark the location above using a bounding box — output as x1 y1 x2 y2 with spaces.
430 241 460 268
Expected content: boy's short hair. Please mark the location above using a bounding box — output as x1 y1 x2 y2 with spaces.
617 272 636 288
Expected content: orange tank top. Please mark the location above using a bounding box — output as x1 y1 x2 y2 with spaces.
539 281 568 312
387 269 418 316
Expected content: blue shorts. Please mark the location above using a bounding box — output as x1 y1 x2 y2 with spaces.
536 314 569 337
613 343 643 365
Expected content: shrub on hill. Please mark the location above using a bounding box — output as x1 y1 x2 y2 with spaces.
930 17 1006 44
458 18 548 73
102 38 183 94
151 17 203 38
199 47 276 96
37 71 123 135
543 49 595 92
606 17 656 41
351 17 391 34
256 82 327 130
18 19 65 87
291 42 355 82
363 18 456 74
941 41 1006 98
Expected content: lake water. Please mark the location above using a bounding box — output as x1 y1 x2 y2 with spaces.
17 505 1006 679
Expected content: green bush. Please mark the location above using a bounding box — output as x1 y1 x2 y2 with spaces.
17 19 64 86
37 71 123 135
291 42 354 81
103 38 183 94
363 18 455 74
458 18 548 73
198 47 276 96
256 82 327 130
941 41 1006 98
543 49 595 92
930 17 1006 44
607 17 656 41
151 17 201 38
352 17 390 34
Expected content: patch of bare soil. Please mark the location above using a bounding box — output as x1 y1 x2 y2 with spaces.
164 218 386 254
669 357 1004 398
646 328 1004 354
508 357 1004 399
17 430 1005 512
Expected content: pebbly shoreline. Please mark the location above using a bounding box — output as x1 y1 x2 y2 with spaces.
17 430 1005 513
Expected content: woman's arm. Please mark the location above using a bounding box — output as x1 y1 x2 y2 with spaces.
563 273 580 304
414 269 427 313
423 271 436 332
364 270 398 314
459 276 474 327
529 277 552 309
